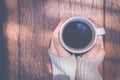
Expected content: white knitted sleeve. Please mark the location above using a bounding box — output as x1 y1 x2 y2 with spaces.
48 50 77 80
76 56 104 80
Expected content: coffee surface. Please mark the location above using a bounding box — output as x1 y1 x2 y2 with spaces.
63 21 92 49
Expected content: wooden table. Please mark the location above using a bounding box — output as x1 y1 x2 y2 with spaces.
0 0 120 80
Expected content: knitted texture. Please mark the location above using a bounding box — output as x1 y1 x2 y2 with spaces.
48 50 103 80
76 57 104 80
48 50 77 80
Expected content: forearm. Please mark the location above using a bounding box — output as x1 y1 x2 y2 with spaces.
48 49 77 80
76 57 104 80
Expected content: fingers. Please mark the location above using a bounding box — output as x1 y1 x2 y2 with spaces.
49 20 65 55
49 37 58 56
53 20 65 36
82 36 105 59
95 36 105 58
53 35 71 57
87 36 102 54
81 18 105 59
50 20 71 57
95 36 103 50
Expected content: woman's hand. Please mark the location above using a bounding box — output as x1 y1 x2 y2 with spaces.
82 36 105 60
82 18 105 60
48 21 72 58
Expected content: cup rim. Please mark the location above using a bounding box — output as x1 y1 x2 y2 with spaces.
59 17 98 54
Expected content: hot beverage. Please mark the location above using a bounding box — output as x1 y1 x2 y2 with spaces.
62 21 92 49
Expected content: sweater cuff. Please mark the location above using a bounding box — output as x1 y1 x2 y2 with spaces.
77 56 104 66
48 49 77 80
76 56 104 80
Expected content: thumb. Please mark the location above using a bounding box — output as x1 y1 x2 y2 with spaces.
53 35 71 57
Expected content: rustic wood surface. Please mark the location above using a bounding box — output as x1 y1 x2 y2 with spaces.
0 0 120 80
104 0 120 80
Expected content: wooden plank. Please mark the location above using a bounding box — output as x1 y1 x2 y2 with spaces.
0 0 9 80
6 0 19 79
18 0 54 79
59 0 103 25
104 0 120 80
4 0 120 80
18 0 104 80
0 0 19 80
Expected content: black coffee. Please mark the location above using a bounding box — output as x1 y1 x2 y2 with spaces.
63 21 92 49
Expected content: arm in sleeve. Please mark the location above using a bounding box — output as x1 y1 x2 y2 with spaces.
76 56 104 80
48 49 77 80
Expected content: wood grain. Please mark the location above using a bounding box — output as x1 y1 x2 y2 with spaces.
104 0 120 80
1 0 120 80
18 0 104 80
5 0 19 79
18 0 53 80
0 0 19 80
